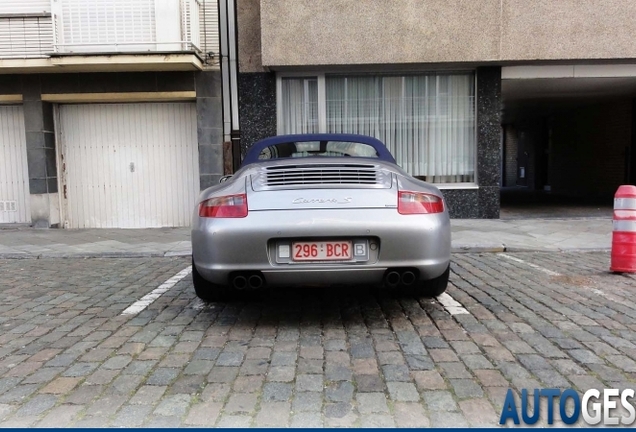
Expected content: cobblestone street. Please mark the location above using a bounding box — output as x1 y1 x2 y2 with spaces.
0 252 634 427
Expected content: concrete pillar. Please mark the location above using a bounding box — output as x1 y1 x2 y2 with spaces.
22 75 59 228
238 72 276 153
476 66 502 219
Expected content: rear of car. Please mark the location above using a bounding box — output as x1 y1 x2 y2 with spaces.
191 134 451 301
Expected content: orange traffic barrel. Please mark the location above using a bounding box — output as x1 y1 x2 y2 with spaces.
611 185 636 272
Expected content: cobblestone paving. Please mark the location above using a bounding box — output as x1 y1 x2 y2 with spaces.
0 253 634 427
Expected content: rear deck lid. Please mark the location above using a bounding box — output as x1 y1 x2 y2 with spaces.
248 162 397 210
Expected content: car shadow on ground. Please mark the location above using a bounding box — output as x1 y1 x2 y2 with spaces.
209 284 439 304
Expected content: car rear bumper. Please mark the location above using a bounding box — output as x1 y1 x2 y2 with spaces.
192 208 450 286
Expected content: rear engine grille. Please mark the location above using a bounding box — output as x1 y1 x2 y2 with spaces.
264 164 379 186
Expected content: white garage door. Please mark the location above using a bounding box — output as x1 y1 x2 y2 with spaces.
59 103 199 228
0 106 30 224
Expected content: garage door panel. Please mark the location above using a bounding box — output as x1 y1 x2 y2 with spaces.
60 103 199 228
0 106 30 224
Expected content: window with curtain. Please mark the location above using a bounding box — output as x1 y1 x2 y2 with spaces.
279 77 319 134
279 73 476 184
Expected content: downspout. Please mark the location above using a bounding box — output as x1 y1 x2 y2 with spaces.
218 0 241 172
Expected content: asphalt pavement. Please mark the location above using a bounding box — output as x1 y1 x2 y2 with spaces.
0 217 613 259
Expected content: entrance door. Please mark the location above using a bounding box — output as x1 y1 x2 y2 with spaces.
516 130 529 186
58 103 199 228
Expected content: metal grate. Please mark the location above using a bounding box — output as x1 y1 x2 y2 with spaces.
264 164 379 187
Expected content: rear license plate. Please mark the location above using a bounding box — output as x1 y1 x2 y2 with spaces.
291 241 352 261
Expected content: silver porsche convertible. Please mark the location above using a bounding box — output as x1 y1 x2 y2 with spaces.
191 134 451 301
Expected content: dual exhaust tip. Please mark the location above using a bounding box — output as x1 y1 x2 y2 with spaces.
231 272 265 290
232 270 415 290
384 268 417 288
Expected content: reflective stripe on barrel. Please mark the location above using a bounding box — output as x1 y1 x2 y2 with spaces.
614 198 636 211
613 220 636 232
611 185 636 273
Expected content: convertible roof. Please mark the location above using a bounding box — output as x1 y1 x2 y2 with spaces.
241 133 396 167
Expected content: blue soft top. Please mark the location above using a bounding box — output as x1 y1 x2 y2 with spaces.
241 133 396 167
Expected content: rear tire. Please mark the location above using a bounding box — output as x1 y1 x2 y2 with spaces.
412 265 450 298
192 258 230 302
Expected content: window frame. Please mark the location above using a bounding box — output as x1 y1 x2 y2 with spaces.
276 71 479 189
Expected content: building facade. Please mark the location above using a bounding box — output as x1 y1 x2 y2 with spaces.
237 0 636 217
0 0 225 228
4 0 636 226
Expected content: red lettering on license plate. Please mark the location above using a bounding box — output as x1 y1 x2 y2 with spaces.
291 241 352 261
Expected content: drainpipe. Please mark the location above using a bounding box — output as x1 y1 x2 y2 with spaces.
218 0 241 172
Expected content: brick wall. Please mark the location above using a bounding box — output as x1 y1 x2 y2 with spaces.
549 100 631 198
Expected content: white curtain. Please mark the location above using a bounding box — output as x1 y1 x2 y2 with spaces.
280 78 319 134
326 77 382 137
279 74 475 184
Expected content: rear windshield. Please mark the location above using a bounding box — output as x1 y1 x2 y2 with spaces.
257 140 379 160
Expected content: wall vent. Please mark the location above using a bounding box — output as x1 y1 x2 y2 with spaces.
0 201 17 212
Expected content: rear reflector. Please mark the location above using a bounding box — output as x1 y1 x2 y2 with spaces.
199 194 248 218
398 191 444 214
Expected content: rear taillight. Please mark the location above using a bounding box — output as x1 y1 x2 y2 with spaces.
199 194 248 218
398 191 445 214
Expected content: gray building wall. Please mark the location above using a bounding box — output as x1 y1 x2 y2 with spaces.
257 0 636 67
237 0 265 73
22 77 58 228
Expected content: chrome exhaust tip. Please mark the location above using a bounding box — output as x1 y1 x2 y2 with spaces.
385 271 401 288
248 274 264 290
401 271 416 286
232 275 248 290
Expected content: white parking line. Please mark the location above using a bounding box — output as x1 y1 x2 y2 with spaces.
121 266 192 316
498 253 621 302
436 292 470 315
500 253 561 276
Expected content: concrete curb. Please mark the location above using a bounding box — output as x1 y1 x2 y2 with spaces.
502 246 611 253
0 253 30 259
502 246 561 253
452 245 611 254
0 251 187 259
451 244 505 253
558 247 611 253
164 251 192 257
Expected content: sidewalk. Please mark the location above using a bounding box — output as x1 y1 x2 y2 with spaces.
451 217 611 252
0 217 612 258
